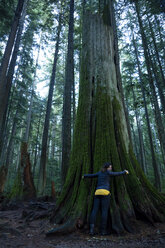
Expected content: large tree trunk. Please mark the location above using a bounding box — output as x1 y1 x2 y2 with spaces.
47 8 165 235
61 0 74 183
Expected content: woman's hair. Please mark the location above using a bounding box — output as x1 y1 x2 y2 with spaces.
101 162 112 172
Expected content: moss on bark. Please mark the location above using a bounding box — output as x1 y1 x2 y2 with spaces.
48 10 165 235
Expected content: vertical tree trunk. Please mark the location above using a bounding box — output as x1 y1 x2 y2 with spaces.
110 0 133 145
0 0 27 156
48 6 165 235
38 13 62 195
33 110 42 177
62 0 74 183
135 2 165 189
20 142 36 200
154 15 165 66
148 48 165 115
147 14 165 88
131 81 146 173
132 34 161 190
23 36 41 143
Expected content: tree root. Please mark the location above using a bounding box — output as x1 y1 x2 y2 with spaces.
46 218 76 236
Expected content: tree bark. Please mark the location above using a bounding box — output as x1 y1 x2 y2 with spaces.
135 2 165 189
38 13 62 195
132 33 161 191
147 14 165 89
0 0 27 156
131 81 146 173
62 0 74 183
20 142 36 200
47 8 165 236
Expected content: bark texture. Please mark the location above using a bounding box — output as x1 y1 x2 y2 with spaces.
0 0 27 156
21 142 36 200
38 13 62 195
47 9 165 236
62 0 74 183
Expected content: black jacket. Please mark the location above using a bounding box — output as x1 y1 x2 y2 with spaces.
84 170 126 191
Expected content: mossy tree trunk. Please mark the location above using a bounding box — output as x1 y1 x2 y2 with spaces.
48 7 165 235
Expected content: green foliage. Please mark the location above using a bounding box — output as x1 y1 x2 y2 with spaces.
0 0 17 40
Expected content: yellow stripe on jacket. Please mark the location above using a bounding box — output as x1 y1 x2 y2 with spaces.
95 189 110 196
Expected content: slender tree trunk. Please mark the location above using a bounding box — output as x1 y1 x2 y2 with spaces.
131 81 146 173
23 36 41 142
48 7 165 236
0 88 23 193
0 0 27 155
132 34 161 190
33 110 42 177
72 79 76 132
50 118 57 158
148 48 165 115
38 13 62 195
62 0 74 183
154 15 165 66
147 15 165 88
135 2 165 189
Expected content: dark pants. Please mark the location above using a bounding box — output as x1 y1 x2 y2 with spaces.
90 195 110 228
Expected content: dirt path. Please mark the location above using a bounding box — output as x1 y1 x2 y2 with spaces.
0 202 165 248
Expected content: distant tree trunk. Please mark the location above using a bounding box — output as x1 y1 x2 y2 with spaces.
51 181 56 200
50 118 57 158
154 15 165 68
33 110 42 177
135 2 165 187
38 13 62 195
124 96 139 160
48 5 165 236
0 0 27 156
0 89 22 193
131 82 146 173
20 142 36 200
23 36 41 143
147 15 165 89
0 166 7 194
132 34 161 190
72 79 76 132
148 48 165 116
62 0 74 183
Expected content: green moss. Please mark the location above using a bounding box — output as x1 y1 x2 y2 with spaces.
9 167 23 200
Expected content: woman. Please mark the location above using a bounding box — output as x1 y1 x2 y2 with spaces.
83 162 129 235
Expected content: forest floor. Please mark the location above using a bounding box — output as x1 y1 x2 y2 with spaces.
0 199 165 248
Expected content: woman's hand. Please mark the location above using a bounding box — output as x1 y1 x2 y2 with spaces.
124 170 129 175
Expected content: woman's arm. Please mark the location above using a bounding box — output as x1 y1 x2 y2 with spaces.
108 170 129 176
83 172 99 178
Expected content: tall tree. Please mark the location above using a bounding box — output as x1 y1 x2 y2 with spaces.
0 0 27 156
47 1 165 235
38 11 62 195
61 0 75 183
